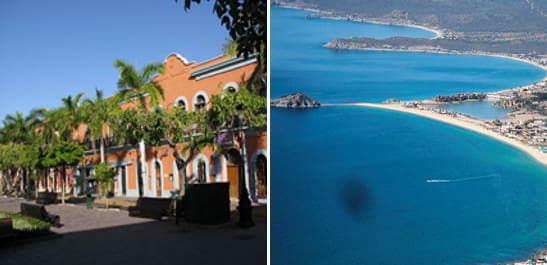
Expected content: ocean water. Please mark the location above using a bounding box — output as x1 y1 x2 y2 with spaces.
272 7 545 103
438 100 512 120
271 6 547 265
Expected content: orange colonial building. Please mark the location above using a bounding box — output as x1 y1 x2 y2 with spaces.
38 53 267 203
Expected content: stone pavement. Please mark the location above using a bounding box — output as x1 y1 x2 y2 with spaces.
0 197 266 265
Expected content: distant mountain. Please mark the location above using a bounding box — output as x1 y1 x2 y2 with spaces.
280 0 547 33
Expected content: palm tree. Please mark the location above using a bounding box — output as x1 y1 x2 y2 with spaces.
114 59 165 109
83 88 118 163
222 38 238 58
114 59 165 197
61 93 84 140
54 93 85 203
2 110 44 144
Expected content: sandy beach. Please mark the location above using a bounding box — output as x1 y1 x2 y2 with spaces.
275 3 442 39
279 4 547 72
278 3 547 72
325 102 547 167
327 46 547 72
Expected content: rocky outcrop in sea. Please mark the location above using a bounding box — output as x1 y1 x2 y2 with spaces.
271 93 321 108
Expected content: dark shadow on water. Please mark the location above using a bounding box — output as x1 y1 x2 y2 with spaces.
338 176 371 222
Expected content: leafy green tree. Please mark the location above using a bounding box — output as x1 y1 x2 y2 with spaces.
164 107 209 187
1 110 45 144
0 143 21 194
176 0 267 88
42 141 85 204
185 87 265 188
178 0 266 62
95 162 116 208
0 143 39 195
0 110 46 195
205 87 266 149
26 138 47 198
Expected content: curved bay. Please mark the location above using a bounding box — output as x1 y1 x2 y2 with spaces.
272 6 547 265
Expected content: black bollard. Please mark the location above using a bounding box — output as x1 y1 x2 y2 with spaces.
237 187 255 228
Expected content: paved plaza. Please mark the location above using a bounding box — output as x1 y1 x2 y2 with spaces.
0 197 266 265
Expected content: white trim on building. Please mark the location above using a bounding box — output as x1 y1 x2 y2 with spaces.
223 82 240 93
192 154 210 183
192 91 209 111
150 158 168 198
173 96 189 111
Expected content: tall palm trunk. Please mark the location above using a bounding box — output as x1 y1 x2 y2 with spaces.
139 140 146 197
100 137 105 163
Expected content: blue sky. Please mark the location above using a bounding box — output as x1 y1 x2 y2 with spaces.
0 0 230 120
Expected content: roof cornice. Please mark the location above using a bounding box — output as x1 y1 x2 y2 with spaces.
191 54 258 80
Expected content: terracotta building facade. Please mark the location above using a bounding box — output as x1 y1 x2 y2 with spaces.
38 53 267 203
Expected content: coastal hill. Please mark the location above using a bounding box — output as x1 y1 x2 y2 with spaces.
276 0 547 33
271 93 321 108
324 36 547 60
274 0 547 62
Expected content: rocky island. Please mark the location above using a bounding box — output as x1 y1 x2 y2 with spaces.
271 93 321 108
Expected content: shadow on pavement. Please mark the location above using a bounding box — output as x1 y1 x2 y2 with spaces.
0 203 266 265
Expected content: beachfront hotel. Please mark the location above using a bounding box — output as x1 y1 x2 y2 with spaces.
37 52 268 203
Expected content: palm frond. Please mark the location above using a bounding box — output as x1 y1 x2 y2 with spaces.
141 63 164 83
114 59 140 90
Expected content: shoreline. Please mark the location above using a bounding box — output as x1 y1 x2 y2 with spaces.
326 46 547 72
275 3 546 72
324 102 547 167
275 3 442 39
314 15 443 40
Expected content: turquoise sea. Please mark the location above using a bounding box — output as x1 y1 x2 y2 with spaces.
271 6 547 265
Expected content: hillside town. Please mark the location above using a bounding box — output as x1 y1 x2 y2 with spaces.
401 79 547 152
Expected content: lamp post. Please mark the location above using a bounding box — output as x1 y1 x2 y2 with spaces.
237 131 254 228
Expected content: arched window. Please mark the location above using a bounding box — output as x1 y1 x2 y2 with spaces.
192 154 209 184
155 161 162 197
223 82 240 94
256 155 267 199
173 96 188 111
195 95 206 111
177 100 186 109
192 91 209 111
198 160 206 183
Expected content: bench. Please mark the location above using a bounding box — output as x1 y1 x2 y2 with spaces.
128 198 173 220
20 203 60 227
36 192 58 205
0 218 16 250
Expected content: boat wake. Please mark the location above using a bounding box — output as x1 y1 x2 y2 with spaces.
426 174 497 183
